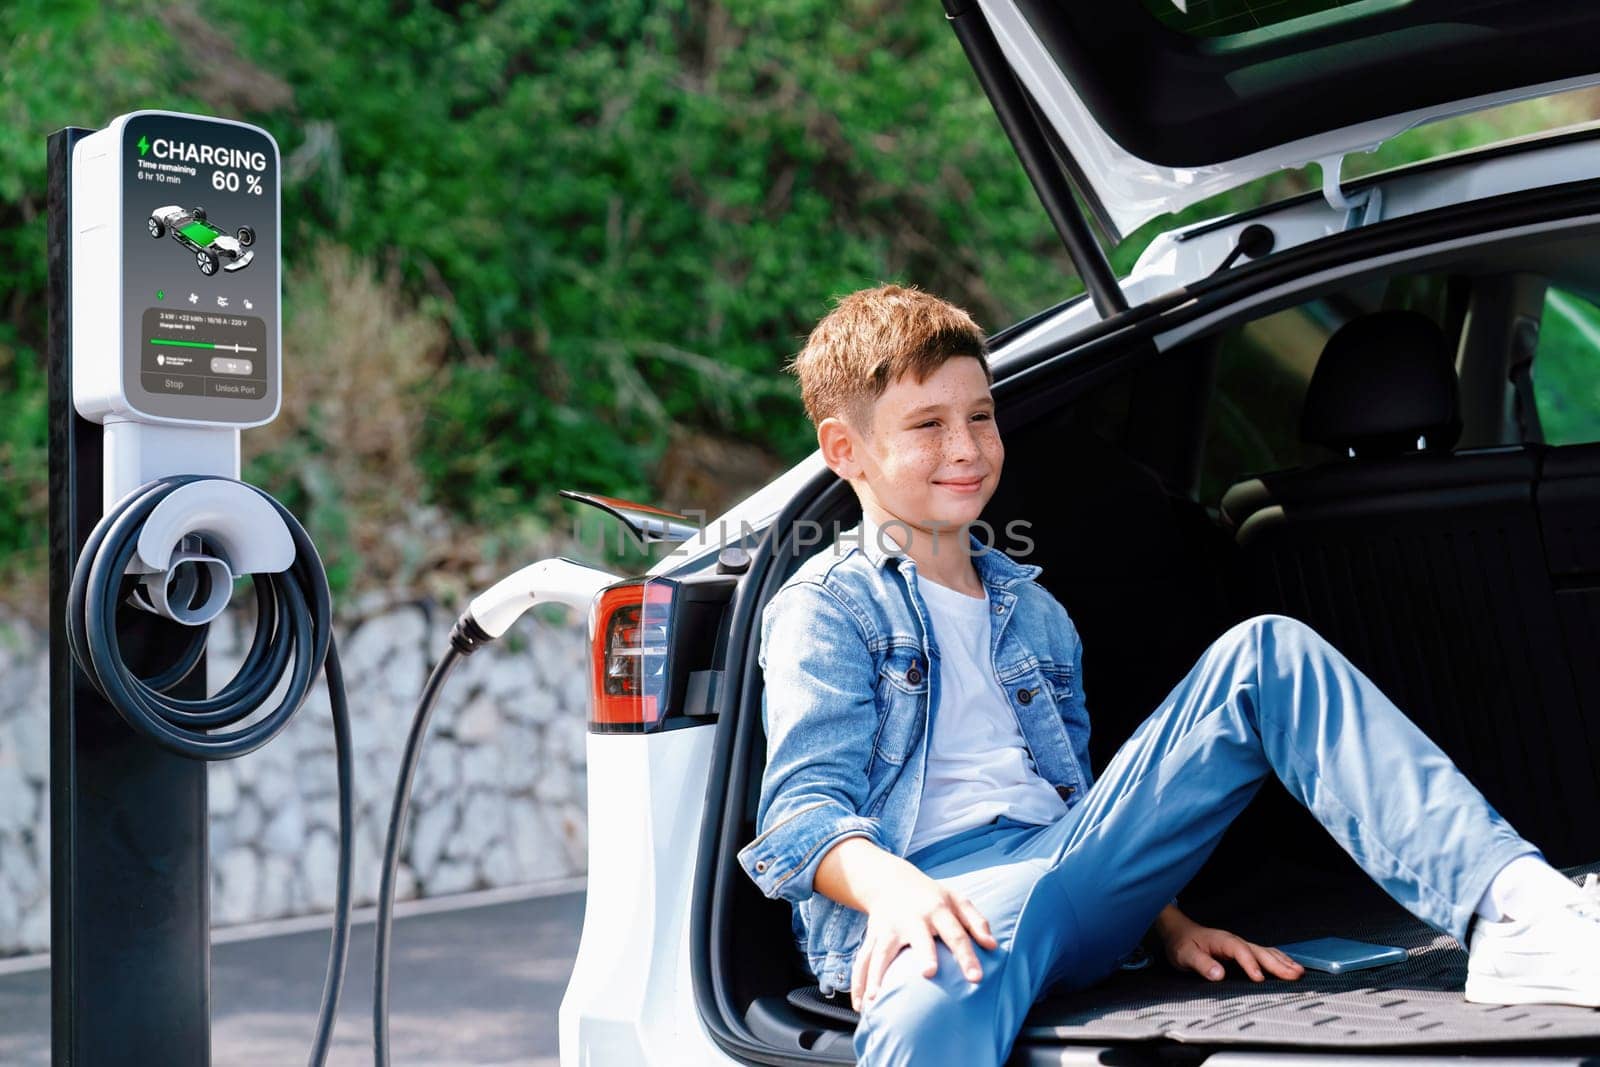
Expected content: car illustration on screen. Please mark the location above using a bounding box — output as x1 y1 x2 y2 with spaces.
147 205 255 275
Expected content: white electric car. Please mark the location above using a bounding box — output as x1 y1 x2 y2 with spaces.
558 3 1600 1063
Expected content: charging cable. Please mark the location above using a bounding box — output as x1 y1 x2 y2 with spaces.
373 557 615 1065
64 473 353 1067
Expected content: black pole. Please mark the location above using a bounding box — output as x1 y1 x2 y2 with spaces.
48 127 212 1065
944 1 1129 318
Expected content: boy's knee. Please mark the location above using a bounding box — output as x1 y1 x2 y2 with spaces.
1212 613 1270 663
853 953 1004 1067
1225 613 1322 655
1208 615 1337 695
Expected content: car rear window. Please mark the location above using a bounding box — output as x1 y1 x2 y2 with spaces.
1533 286 1600 446
1195 301 1337 505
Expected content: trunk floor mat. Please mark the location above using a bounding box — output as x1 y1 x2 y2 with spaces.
788 860 1600 1049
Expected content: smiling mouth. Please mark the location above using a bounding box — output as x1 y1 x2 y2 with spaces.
936 478 984 488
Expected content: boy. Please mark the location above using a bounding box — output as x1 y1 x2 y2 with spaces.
737 284 1600 1067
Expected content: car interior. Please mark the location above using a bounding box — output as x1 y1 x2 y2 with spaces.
718 233 1600 1060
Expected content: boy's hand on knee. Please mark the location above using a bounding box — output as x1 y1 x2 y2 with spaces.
1158 917 1305 983
849 866 999 1012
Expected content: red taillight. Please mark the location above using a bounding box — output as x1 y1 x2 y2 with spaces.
589 578 675 730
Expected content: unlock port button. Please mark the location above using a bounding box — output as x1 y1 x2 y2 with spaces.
204 379 264 399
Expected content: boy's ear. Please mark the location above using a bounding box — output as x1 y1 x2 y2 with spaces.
818 415 861 481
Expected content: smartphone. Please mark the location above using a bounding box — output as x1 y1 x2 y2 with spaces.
1275 936 1409 974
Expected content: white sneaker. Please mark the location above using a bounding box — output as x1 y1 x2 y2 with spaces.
1464 872 1600 1008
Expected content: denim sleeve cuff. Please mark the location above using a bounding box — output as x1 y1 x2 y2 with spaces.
736 801 884 903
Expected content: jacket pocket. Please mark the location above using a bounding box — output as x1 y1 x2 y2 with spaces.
1041 660 1087 729
1039 660 1073 703
871 644 927 766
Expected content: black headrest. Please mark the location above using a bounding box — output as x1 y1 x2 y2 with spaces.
1300 310 1461 458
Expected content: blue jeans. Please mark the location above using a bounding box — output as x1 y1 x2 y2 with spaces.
853 614 1541 1067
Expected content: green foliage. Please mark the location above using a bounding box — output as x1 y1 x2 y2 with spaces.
0 325 48 566
198 0 1074 526
0 1 201 304
0 1 211 588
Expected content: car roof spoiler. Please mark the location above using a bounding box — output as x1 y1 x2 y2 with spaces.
559 490 701 546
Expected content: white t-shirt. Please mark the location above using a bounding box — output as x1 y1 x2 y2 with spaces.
905 572 1068 855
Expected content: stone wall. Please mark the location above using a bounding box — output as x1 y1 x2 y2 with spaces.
0 596 591 956
0 615 48 954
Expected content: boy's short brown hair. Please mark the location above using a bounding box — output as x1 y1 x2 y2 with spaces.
784 284 992 431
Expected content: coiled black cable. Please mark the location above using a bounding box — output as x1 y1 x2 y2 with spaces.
64 473 354 1067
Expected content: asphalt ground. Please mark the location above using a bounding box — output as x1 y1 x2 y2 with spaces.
0 882 585 1066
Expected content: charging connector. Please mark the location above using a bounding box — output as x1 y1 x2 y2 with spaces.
374 556 616 1065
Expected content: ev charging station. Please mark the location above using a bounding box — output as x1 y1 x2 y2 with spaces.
46 107 618 1065
47 110 353 1065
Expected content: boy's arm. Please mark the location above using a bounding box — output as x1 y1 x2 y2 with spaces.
1070 627 1096 794
1043 592 1097 794
813 835 922 912
737 581 1000 1006
737 581 888 903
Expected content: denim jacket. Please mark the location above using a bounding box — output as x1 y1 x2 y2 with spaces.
737 521 1095 995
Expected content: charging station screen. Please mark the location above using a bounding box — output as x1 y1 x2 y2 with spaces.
120 113 278 423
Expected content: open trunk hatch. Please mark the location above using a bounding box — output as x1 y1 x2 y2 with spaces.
965 0 1600 237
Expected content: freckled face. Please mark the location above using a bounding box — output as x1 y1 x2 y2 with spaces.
857 356 1002 533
